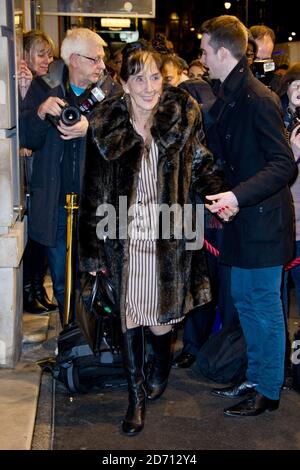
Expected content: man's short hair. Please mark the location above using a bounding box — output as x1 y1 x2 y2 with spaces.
278 62 300 97
249 25 275 45
200 15 248 61
60 28 106 65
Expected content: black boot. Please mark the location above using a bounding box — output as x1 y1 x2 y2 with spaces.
146 330 173 401
33 276 57 312
122 327 146 436
23 280 48 314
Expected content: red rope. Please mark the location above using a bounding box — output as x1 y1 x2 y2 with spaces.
284 256 300 271
204 239 220 257
203 239 300 272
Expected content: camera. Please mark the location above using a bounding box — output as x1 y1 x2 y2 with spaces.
47 100 82 127
251 58 275 86
47 71 112 128
287 106 300 135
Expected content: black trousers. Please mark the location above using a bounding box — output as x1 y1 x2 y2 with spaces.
23 237 46 284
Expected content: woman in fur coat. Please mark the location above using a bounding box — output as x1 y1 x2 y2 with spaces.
79 44 227 435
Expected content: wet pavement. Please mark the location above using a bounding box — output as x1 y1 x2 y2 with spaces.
50 339 300 451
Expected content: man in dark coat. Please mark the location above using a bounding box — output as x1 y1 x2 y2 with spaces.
173 77 238 369
19 28 120 323
200 15 297 416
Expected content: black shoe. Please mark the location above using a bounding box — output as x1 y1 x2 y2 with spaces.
23 282 49 314
24 297 50 314
33 277 58 312
172 351 196 369
211 380 257 398
35 293 58 312
122 397 145 435
224 392 280 417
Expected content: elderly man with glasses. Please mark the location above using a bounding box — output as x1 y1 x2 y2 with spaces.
19 28 121 324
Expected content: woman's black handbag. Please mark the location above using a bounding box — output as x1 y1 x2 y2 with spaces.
75 272 120 354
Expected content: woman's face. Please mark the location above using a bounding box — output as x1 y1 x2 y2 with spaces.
287 80 300 110
123 56 163 113
188 64 205 80
162 62 181 86
25 40 53 76
112 51 123 75
246 43 255 65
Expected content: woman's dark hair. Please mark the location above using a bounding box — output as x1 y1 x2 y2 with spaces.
120 45 163 83
247 31 258 56
152 33 173 55
277 62 300 97
121 40 149 62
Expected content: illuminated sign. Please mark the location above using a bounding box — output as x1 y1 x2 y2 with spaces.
101 18 131 28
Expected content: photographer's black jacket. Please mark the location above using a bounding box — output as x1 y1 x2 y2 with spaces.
19 64 121 247
206 56 296 268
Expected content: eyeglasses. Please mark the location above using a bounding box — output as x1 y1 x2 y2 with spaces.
76 53 104 65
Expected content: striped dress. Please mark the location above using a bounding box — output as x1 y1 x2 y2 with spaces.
125 139 183 326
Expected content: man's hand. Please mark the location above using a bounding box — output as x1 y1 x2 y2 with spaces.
37 96 66 121
290 124 300 161
205 191 239 222
57 115 89 140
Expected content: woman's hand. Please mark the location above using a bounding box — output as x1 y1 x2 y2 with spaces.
205 191 239 222
20 147 33 157
290 124 300 161
89 268 108 277
18 60 33 99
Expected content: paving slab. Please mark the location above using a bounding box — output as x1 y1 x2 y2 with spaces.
0 361 41 450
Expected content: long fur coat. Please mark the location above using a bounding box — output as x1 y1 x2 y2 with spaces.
79 86 224 331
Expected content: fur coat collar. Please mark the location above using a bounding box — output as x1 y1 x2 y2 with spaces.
90 86 201 159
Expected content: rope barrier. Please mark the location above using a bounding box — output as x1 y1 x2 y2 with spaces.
203 239 220 258
203 239 300 272
284 256 300 271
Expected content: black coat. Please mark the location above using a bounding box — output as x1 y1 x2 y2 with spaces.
206 57 296 268
179 78 216 129
19 76 67 246
79 87 225 330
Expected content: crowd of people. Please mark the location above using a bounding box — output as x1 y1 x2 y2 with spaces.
18 14 300 435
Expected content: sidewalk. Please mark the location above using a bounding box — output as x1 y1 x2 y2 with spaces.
0 307 60 450
0 292 299 450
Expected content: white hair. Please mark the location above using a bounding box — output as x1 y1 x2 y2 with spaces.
60 28 107 65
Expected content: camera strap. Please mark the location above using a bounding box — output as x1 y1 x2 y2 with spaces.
41 59 65 90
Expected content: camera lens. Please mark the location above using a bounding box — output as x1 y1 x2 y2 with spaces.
61 105 81 126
